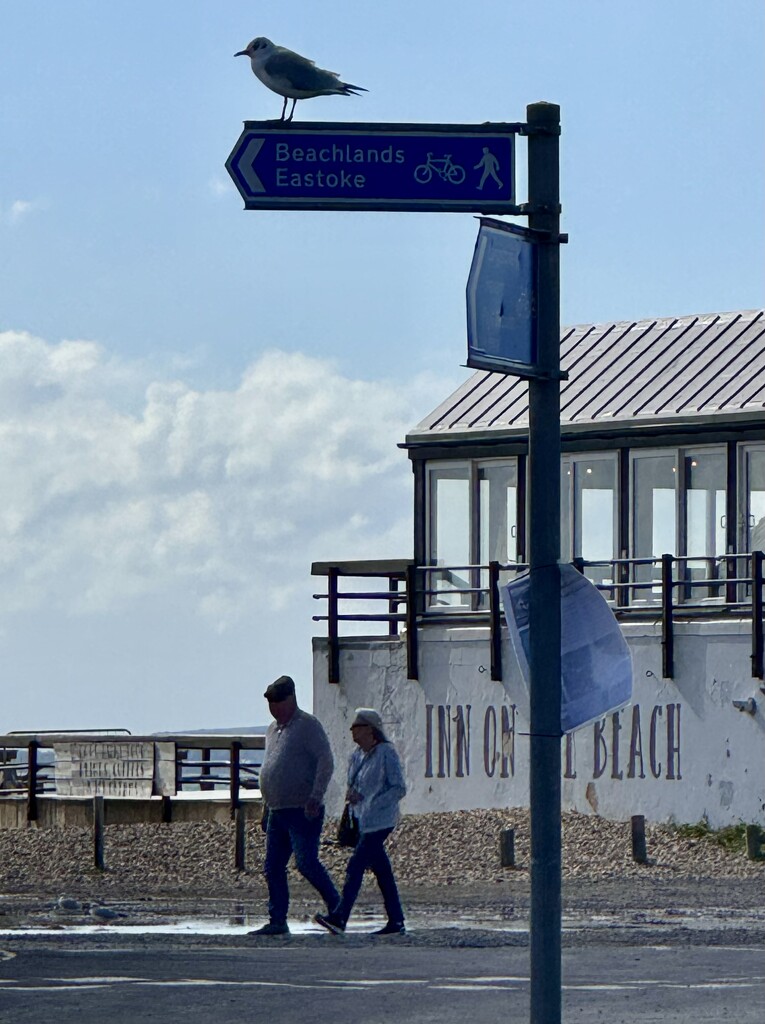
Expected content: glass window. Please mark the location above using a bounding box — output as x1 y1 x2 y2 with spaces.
575 457 617 562
426 464 471 608
560 461 572 561
684 449 726 601
478 461 518 609
631 452 677 602
478 462 518 565
743 445 765 553
560 454 617 592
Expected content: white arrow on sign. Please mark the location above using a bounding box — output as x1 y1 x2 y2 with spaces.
236 136 265 194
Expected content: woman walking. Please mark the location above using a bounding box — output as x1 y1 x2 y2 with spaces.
315 708 407 936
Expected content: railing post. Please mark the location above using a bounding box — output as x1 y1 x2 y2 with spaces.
200 747 213 791
388 575 399 637
489 560 502 681
661 553 675 679
328 566 340 685
406 563 419 680
26 740 39 823
726 552 738 606
752 551 764 680
618 553 629 609
229 741 241 821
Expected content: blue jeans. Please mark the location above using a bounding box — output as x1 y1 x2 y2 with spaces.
334 827 404 927
264 807 339 926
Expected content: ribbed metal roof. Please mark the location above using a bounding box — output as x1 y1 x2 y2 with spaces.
410 310 765 441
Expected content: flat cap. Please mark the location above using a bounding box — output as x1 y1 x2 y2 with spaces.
264 675 296 702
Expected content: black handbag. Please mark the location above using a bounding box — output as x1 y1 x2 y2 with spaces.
337 802 359 848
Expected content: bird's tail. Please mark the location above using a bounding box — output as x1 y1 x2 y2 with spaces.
339 82 368 96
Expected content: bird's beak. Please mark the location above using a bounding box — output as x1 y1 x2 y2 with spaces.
234 50 248 57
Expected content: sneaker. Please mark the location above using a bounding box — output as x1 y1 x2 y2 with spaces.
248 921 290 936
314 912 345 935
371 921 406 936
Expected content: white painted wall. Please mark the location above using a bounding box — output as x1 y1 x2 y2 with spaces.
313 620 765 828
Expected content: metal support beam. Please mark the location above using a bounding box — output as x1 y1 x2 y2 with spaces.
328 567 340 684
489 560 502 680
661 553 675 678
526 99 562 1024
752 550 764 680
406 563 419 680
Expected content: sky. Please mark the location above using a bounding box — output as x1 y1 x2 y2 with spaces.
1 1 763 733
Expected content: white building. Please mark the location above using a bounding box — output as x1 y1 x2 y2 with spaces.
313 310 765 828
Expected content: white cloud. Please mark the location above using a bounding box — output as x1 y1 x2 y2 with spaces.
4 198 45 224
208 175 234 198
0 330 440 634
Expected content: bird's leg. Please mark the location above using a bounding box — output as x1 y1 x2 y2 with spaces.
287 98 297 122
280 96 288 121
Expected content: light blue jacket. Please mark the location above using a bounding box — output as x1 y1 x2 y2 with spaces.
347 741 406 834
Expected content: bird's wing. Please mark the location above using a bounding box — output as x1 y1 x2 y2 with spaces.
264 50 341 91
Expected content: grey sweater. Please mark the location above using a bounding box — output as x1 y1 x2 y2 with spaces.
258 708 334 810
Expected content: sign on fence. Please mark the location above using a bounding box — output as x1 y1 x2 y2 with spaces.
54 741 155 798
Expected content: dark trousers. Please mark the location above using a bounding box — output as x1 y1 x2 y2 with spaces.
334 827 404 926
264 807 339 926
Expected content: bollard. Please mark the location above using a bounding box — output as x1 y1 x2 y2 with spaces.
500 827 516 868
93 796 105 870
745 824 765 861
234 805 246 871
631 814 647 864
161 795 172 823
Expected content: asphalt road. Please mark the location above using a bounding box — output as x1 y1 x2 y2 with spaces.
0 938 763 1023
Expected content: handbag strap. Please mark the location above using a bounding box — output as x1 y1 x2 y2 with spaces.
348 744 377 788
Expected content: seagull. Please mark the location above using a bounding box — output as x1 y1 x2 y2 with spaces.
56 896 82 913
235 37 367 122
89 904 125 922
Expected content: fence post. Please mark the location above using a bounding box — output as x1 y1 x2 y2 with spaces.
93 795 105 869
489 560 502 681
229 741 241 821
752 551 763 680
26 741 39 823
406 563 419 680
500 827 516 867
631 814 647 864
661 553 675 678
745 824 765 861
235 805 246 871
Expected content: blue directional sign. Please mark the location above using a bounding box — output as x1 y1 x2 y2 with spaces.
226 122 519 213
466 218 539 376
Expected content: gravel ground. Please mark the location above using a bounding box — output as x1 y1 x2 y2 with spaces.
0 809 763 931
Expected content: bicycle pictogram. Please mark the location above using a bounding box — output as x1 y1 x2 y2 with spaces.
414 153 466 185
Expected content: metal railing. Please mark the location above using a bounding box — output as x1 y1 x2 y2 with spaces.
0 732 265 824
313 551 764 684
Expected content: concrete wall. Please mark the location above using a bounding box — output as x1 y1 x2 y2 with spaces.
313 619 765 828
0 796 263 829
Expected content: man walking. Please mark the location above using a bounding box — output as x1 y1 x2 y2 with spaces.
251 675 339 936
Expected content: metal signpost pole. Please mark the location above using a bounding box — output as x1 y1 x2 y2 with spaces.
525 100 563 1024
